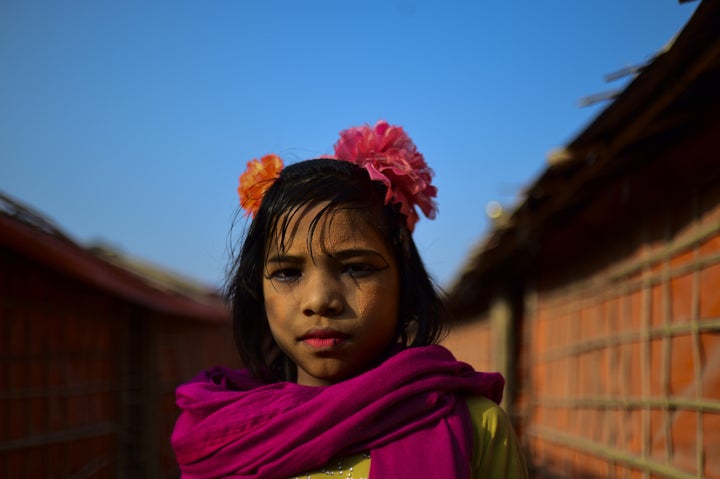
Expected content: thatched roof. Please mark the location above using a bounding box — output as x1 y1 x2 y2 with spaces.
0 191 228 322
448 0 720 317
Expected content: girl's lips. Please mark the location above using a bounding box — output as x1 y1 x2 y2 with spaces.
299 329 349 350
302 337 348 349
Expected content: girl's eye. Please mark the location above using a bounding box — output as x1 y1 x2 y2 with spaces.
343 263 377 278
268 268 301 283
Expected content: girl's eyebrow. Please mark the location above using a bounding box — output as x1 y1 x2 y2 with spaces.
265 254 304 264
266 249 388 264
327 248 388 261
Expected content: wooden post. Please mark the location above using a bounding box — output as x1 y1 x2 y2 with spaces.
490 295 514 412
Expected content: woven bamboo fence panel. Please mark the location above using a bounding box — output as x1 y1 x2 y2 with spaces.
524 190 720 478
443 316 495 374
0 252 128 478
0 248 239 478
154 318 240 477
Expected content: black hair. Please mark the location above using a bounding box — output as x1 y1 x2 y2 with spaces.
226 158 445 382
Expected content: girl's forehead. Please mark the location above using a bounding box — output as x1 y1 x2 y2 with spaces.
266 204 389 254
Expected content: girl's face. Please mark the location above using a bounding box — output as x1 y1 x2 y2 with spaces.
262 203 400 386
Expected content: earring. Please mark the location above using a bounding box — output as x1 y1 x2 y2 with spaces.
403 314 418 328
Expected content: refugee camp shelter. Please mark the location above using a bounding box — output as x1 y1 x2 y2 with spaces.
445 1 720 478
0 192 241 478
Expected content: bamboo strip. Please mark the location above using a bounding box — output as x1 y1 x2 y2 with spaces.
0 423 117 452
2 315 9 479
0 383 119 399
532 395 720 412
620 292 633 456
22 314 31 478
61 311 72 475
67 455 112 479
0 297 135 325
523 286 538 454
690 198 704 478
562 304 574 472
527 426 701 479
606 290 620 465
44 316 52 470
591 298 604 445
534 249 720 310
662 257 674 464
641 258 652 474
0 351 114 361
540 319 720 361
606 222 720 284
613 251 720 295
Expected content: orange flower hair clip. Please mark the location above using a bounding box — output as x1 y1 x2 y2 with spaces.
237 154 284 217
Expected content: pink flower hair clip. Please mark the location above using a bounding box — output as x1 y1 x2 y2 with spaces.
332 120 437 232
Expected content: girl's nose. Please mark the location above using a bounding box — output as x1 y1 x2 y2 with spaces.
301 272 344 317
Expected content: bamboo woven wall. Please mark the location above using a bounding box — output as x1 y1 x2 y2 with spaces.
0 248 239 478
154 317 240 477
524 185 720 478
443 315 495 373
1 251 128 478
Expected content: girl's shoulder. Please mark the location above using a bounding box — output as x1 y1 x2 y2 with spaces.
465 395 529 478
466 394 508 430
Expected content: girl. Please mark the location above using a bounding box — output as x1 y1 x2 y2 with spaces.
171 121 528 478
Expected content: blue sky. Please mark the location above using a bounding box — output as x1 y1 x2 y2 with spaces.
1 0 700 289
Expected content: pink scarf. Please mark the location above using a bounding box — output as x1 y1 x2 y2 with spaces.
172 345 504 478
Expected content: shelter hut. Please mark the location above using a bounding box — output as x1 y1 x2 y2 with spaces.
0 192 240 478
444 1 720 478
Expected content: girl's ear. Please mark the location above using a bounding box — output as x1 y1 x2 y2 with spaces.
396 314 418 345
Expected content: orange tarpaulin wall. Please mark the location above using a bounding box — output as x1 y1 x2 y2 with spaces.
445 181 720 479
525 184 720 478
445 3 720 475
0 207 240 478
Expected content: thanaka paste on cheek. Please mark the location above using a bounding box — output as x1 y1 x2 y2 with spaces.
262 204 400 386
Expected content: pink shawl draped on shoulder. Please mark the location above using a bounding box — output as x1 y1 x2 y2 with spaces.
172 345 504 478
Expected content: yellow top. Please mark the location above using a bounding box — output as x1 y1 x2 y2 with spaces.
289 395 528 479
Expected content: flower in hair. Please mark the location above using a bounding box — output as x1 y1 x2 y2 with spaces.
238 154 283 217
332 120 437 232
